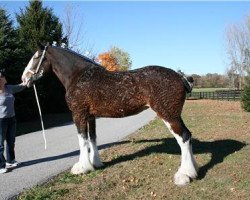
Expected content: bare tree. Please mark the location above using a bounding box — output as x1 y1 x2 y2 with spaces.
62 3 95 56
225 15 250 89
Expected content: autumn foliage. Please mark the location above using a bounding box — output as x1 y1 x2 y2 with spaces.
97 52 119 71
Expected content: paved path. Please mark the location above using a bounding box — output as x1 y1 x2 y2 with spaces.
0 109 156 200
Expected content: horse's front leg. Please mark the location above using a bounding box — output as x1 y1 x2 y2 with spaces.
88 116 103 168
71 114 94 175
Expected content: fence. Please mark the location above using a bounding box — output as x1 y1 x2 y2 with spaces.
186 90 243 101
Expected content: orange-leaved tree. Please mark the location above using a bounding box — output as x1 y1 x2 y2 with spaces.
97 52 119 71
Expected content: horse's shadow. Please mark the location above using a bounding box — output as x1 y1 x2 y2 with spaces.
18 137 246 180
100 137 247 180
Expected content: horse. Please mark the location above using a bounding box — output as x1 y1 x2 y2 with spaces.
21 44 198 186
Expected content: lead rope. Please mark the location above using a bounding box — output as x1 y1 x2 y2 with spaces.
33 82 47 149
32 46 48 149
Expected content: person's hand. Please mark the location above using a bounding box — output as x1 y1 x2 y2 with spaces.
19 81 27 87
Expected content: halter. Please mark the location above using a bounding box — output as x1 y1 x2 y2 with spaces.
36 45 48 73
27 45 48 76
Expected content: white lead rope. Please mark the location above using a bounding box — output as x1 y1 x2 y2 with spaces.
33 84 47 149
30 46 48 149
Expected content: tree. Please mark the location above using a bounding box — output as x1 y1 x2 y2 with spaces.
97 46 132 71
191 74 202 88
0 8 24 83
16 0 69 118
109 46 132 71
241 70 250 111
191 73 230 88
16 0 67 53
225 15 250 89
0 8 16 68
97 52 119 71
62 3 89 54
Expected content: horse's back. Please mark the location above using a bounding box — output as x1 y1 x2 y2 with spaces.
131 65 185 94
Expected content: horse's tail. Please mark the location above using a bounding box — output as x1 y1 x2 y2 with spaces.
178 72 194 93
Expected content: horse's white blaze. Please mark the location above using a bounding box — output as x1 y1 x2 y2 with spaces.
163 120 198 186
71 134 94 174
89 140 103 168
21 51 39 83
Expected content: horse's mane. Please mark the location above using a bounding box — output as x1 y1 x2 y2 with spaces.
51 46 103 68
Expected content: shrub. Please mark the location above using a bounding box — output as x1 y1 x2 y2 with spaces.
241 72 250 112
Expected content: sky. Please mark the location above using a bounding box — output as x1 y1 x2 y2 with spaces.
1 1 250 75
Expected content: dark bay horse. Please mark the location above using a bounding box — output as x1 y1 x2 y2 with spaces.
22 45 198 186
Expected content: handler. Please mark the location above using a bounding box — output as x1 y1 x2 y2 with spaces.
0 68 26 174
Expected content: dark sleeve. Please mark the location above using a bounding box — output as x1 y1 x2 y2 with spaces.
7 84 26 94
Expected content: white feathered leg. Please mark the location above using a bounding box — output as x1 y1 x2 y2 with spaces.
89 140 104 168
173 137 198 186
163 121 198 186
71 134 94 174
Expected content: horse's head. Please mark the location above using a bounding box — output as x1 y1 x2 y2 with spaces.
22 44 51 87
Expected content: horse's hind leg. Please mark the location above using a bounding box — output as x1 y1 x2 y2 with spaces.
71 114 94 174
163 118 198 186
88 117 103 168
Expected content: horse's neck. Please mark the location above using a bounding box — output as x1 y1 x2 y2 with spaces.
49 50 85 89
51 57 81 89
51 64 78 90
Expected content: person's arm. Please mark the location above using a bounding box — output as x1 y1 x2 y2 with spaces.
8 84 26 94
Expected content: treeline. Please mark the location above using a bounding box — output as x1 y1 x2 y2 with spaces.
0 1 69 122
192 73 233 89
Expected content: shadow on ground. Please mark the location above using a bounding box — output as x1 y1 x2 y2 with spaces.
16 112 73 136
17 137 246 180
101 138 247 180
18 150 79 168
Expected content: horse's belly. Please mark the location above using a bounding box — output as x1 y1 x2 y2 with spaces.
90 105 149 118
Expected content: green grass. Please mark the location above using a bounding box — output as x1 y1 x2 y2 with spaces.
18 100 250 200
192 88 229 92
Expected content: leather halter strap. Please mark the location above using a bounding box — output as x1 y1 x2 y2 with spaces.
28 46 48 75
35 45 48 74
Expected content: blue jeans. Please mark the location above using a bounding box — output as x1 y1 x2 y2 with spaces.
0 117 16 168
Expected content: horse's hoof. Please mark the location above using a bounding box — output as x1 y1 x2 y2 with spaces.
89 154 104 168
180 167 198 179
188 169 198 179
94 161 104 168
71 162 94 175
174 171 190 186
71 162 84 174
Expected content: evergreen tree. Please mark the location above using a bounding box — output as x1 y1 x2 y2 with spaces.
16 0 69 116
0 8 23 83
241 70 250 112
16 0 67 52
0 8 15 67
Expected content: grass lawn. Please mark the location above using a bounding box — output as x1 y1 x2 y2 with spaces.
18 100 249 200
